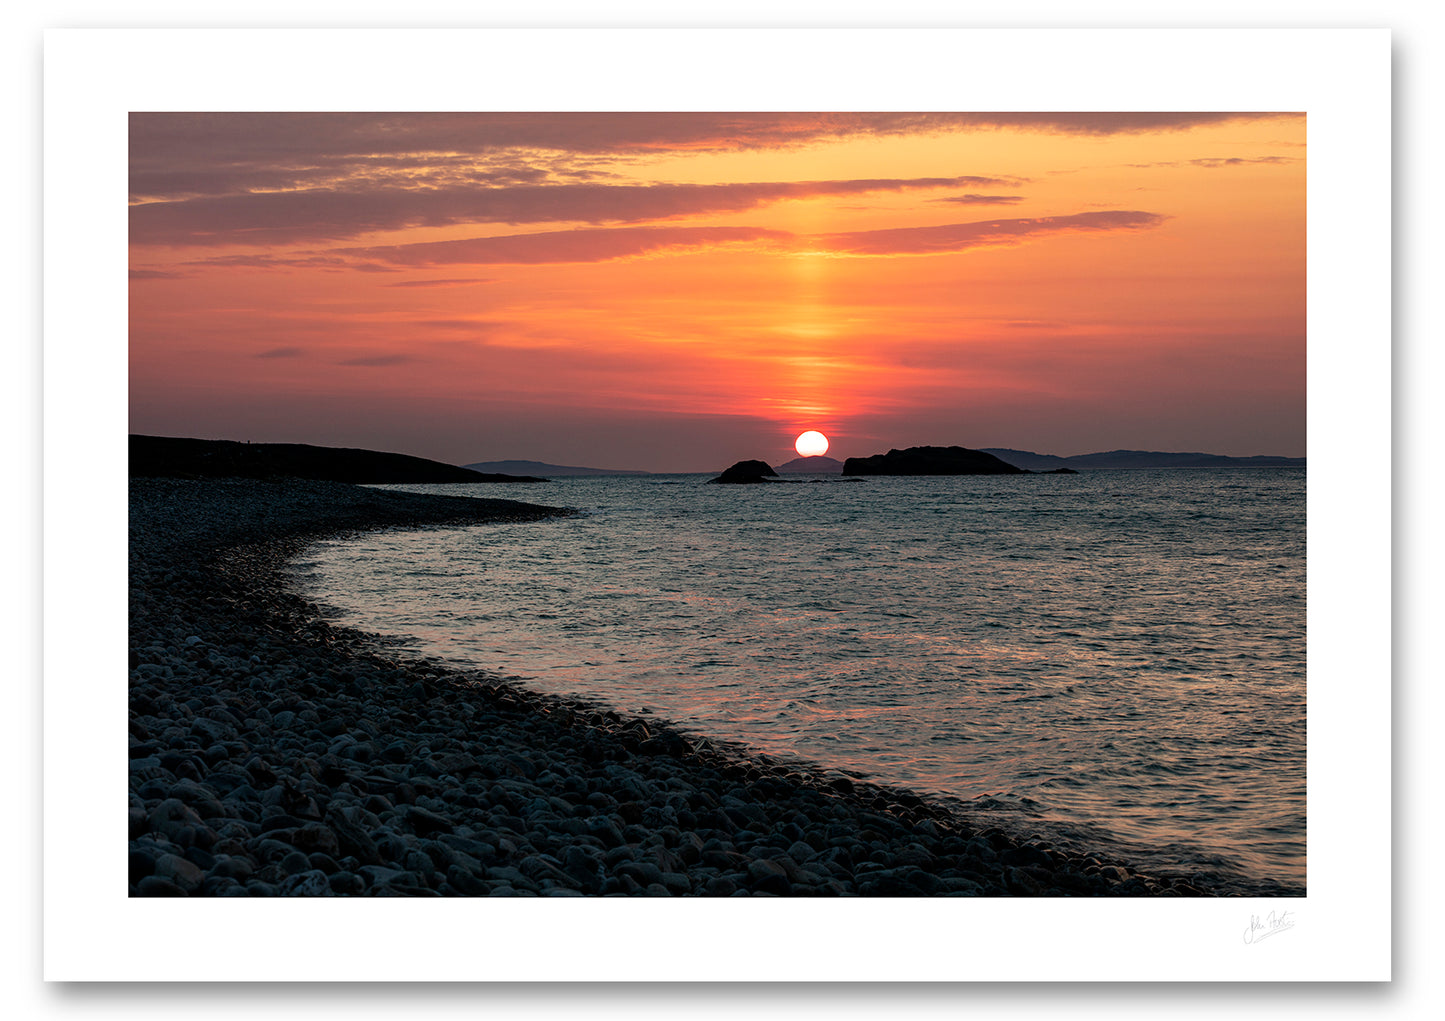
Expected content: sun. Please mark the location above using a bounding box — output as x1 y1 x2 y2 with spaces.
794 430 829 457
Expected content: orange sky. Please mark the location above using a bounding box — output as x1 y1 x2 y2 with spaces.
129 112 1305 472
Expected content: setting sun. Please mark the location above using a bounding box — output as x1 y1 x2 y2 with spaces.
794 430 829 457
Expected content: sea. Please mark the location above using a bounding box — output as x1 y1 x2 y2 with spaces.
292 468 1306 894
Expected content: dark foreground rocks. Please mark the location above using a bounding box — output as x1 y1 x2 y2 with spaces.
128 477 1239 897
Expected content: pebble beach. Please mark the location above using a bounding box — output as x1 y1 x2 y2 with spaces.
128 477 1239 897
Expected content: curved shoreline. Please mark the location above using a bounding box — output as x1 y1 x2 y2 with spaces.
129 477 1285 897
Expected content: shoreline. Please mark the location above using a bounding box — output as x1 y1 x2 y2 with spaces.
129 477 1289 897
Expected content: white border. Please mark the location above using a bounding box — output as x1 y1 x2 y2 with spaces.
44 28 1391 982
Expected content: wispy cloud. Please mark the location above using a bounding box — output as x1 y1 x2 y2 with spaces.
131 174 1027 248
129 268 187 280
130 112 1300 172
814 211 1167 256
345 210 1167 267
383 278 495 288
255 346 304 358
1125 155 1300 169
344 225 795 266
931 194 1027 206
339 354 415 367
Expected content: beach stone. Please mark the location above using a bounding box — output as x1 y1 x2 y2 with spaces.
129 847 158 883
325 806 383 865
446 864 489 896
146 799 205 843
1005 867 1047 896
279 869 333 896
329 871 365 895
292 823 340 856
279 850 313 876
153 853 206 893
136 875 188 897
210 855 254 882
404 805 452 836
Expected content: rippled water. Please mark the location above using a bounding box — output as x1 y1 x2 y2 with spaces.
294 469 1305 891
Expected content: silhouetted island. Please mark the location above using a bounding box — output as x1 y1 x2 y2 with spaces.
129 435 546 483
708 460 780 484
775 455 845 474
843 446 1026 476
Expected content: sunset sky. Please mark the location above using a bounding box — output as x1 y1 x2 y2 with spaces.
129 112 1305 472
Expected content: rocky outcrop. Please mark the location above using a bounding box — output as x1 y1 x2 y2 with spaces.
708 460 779 484
842 446 1026 476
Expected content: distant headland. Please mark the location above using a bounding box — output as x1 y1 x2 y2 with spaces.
129 435 546 484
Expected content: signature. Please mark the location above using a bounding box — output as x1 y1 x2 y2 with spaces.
1243 910 1296 945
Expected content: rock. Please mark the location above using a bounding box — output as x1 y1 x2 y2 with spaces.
842 445 1026 476
446 864 489 896
325 806 384 865
135 875 188 897
707 460 779 484
153 852 206 893
279 869 333 896
292 823 340 856
404 805 453 837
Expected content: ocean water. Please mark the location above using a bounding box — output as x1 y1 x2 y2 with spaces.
293 468 1306 892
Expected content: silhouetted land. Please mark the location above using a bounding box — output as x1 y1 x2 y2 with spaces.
982 448 1306 471
843 446 1026 476
463 459 650 477
709 460 780 484
130 435 545 483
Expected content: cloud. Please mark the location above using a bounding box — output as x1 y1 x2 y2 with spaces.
344 225 794 266
130 112 1299 171
347 210 1166 267
255 346 304 358
931 194 1027 206
339 354 415 367
181 253 398 273
811 211 1168 256
1125 155 1300 169
383 278 495 288
131 174 1025 248
129 268 187 280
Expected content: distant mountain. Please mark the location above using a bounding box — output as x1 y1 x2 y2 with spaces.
463 459 650 477
981 448 1306 470
774 455 844 474
130 435 546 483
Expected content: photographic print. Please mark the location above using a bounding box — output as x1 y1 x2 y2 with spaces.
44 28 1390 982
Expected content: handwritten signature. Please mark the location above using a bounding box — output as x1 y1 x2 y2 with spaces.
1243 910 1296 945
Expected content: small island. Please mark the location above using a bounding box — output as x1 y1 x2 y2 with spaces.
843 445 1027 476
708 459 780 484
